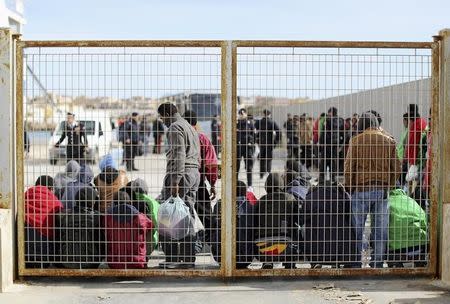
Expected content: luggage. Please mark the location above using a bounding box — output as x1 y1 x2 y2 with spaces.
302 182 357 266
105 204 152 269
57 206 105 269
25 186 64 267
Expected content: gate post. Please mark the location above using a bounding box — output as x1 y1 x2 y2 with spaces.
439 28 450 285
0 28 15 292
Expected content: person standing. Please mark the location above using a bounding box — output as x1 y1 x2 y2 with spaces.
297 114 313 169
344 112 400 268
405 104 428 183
183 110 219 248
255 109 281 179
236 108 256 187
319 107 345 181
152 117 165 154
123 112 141 171
397 113 410 186
210 114 221 157
158 103 201 268
283 114 295 158
139 115 152 155
55 112 88 164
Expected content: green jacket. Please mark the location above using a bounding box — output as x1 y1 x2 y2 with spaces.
388 189 427 251
137 193 160 249
396 128 408 161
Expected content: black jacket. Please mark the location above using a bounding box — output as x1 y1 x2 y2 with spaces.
237 118 255 146
254 191 299 239
302 182 357 264
56 122 88 147
255 117 281 147
152 119 164 138
320 116 345 146
124 119 140 144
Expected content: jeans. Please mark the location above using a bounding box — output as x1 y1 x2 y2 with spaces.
351 189 389 268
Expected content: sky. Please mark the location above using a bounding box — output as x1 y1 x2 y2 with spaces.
23 0 449 41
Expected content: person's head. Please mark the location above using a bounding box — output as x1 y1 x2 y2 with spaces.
357 112 379 133
238 108 247 119
35 175 54 191
265 172 285 194
368 110 382 125
78 164 94 184
183 110 198 127
403 112 409 128
293 115 300 122
99 154 117 171
287 113 292 120
408 103 420 119
131 178 149 196
65 160 81 178
75 187 99 209
66 112 75 125
131 112 139 122
328 107 338 117
237 180 247 198
320 112 326 118
263 109 271 117
352 113 359 125
98 167 120 185
157 102 178 126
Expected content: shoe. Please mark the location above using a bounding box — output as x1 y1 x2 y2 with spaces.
262 263 273 269
132 167 139 171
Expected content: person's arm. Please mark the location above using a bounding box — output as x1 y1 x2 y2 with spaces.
81 124 88 146
55 125 66 146
391 141 402 187
274 122 281 144
166 125 186 196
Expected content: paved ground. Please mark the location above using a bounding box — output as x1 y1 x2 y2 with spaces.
2 278 450 304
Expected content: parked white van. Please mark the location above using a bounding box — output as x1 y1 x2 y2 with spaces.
48 111 114 165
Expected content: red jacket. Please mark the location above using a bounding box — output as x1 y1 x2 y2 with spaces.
25 186 64 238
313 118 320 144
199 132 219 186
406 117 427 165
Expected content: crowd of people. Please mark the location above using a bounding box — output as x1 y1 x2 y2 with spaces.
24 101 431 270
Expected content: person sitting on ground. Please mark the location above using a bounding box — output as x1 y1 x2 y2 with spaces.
94 166 128 212
253 173 300 269
284 159 311 203
54 160 81 199
60 164 95 210
25 175 64 268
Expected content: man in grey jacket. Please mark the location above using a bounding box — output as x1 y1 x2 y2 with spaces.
158 102 201 269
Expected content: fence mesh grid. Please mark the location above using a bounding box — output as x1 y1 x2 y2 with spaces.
22 46 222 270
19 42 435 274
235 46 432 270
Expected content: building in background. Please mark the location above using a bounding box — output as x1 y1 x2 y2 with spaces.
0 0 25 33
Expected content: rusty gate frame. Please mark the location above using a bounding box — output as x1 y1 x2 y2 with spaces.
15 38 441 277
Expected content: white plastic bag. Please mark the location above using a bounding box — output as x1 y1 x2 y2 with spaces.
158 196 192 240
405 164 419 182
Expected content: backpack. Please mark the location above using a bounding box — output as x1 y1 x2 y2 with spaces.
57 206 105 269
105 204 153 269
137 193 160 249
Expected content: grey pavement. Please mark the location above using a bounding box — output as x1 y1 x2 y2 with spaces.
1 278 450 304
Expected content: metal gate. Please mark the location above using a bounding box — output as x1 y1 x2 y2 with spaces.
15 39 441 277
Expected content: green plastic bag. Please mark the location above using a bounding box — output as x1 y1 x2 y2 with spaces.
388 189 427 251
137 193 160 249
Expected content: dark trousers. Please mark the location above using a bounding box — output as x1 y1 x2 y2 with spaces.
259 146 273 177
160 235 196 263
319 146 339 181
124 143 137 169
237 145 254 186
196 181 212 243
299 144 312 168
66 145 85 164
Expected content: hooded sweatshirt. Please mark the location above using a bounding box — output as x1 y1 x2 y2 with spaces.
61 165 95 209
54 160 81 199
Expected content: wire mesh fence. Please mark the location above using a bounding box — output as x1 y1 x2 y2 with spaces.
21 44 223 272
234 45 433 272
17 40 438 276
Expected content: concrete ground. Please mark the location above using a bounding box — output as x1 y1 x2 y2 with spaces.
1 277 450 304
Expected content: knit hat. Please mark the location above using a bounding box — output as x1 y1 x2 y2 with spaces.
99 154 117 171
131 178 149 195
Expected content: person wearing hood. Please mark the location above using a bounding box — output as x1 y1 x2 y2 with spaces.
344 112 400 268
253 173 299 269
157 102 201 268
53 160 81 199
284 159 311 202
94 166 129 212
60 164 95 210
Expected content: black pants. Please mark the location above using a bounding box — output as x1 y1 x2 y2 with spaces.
196 181 212 243
299 144 312 168
66 145 85 164
259 146 274 177
319 146 339 181
237 145 254 186
160 235 196 263
124 143 137 169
